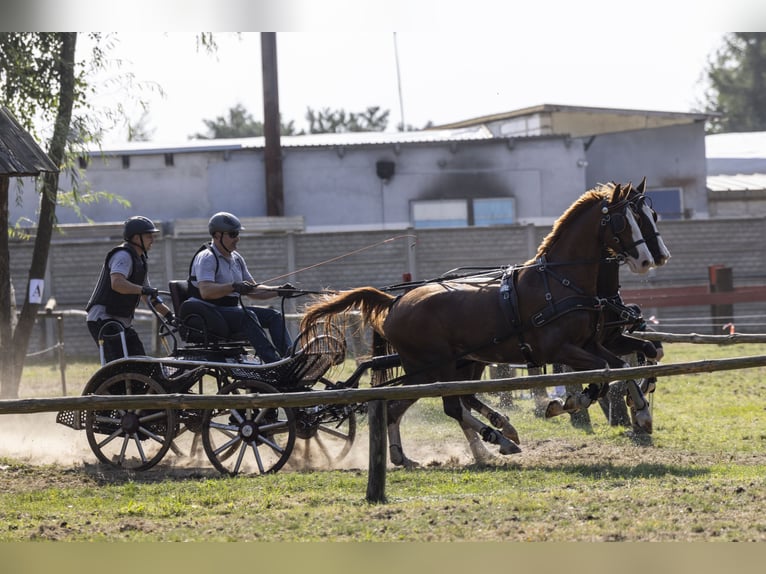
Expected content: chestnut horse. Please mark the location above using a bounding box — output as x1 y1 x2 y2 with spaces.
301 183 657 467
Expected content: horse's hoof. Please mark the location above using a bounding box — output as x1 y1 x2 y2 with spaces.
502 424 521 445
499 440 522 455
545 400 565 418
633 407 653 434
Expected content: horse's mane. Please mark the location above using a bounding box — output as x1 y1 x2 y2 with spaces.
529 182 616 261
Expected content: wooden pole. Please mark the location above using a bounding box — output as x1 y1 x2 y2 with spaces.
261 32 284 216
366 399 388 503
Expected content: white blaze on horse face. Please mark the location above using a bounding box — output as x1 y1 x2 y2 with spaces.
639 201 671 265
624 209 654 274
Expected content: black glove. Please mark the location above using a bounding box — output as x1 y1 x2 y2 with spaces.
277 282 300 298
141 285 159 298
232 281 256 295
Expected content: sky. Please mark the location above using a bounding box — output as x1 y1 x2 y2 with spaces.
84 29 727 145
6 1 760 145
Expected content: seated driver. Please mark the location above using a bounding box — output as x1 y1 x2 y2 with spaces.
187 212 294 363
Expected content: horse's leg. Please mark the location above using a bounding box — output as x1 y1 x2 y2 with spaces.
547 343 653 433
552 364 593 430
460 394 520 444
597 379 631 426
544 344 625 418
626 378 652 433
443 396 522 461
386 398 420 468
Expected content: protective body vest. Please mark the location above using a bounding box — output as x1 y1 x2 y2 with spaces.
86 244 147 317
187 243 244 307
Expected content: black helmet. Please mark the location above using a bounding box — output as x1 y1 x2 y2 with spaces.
123 216 159 240
208 212 243 236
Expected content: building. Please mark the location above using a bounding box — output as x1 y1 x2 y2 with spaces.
10 104 712 231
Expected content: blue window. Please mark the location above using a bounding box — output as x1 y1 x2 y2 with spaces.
647 188 683 220
473 198 515 226
412 198 515 228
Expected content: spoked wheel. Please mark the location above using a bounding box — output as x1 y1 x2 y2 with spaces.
201 380 296 476
85 372 177 471
291 405 357 470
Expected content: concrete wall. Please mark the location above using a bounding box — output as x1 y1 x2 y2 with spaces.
584 122 709 218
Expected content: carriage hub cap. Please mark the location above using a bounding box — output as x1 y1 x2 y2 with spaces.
240 422 255 439
121 412 140 434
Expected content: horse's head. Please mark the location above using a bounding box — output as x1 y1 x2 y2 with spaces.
601 183 655 274
627 177 671 267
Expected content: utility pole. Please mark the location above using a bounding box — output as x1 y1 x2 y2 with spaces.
261 32 284 216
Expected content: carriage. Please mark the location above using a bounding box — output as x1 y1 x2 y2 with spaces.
57 179 670 474
55 280 394 475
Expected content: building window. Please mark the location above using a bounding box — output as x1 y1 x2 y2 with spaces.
164 153 174 166
412 197 515 228
78 156 89 169
122 155 130 169
412 200 467 228
473 197 515 226
647 187 683 220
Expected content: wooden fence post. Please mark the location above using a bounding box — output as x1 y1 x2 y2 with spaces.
709 265 734 335
366 399 387 503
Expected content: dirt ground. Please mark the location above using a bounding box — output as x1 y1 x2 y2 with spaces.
2 409 763 493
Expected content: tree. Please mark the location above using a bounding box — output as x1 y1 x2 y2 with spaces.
0 33 79 398
191 103 296 139
305 105 389 133
702 33 766 133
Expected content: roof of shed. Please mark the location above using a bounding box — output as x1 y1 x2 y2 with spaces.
0 107 58 176
707 173 766 192
90 125 500 156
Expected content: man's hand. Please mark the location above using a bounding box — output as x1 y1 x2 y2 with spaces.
277 282 301 297
232 281 256 295
141 285 159 298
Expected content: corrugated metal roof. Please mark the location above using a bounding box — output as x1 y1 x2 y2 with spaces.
707 173 766 192
90 125 506 156
0 107 58 176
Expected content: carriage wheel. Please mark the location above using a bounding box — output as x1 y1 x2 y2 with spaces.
85 372 177 471
201 380 296 476
291 407 357 469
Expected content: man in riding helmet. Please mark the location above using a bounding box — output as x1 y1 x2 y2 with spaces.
86 216 174 363
188 211 295 363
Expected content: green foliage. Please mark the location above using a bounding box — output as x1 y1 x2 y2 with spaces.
703 33 766 133
305 105 389 133
191 103 297 139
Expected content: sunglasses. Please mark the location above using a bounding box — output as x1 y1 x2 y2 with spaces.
225 231 239 238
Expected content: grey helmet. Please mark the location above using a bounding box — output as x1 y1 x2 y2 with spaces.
208 212 243 236
123 216 159 240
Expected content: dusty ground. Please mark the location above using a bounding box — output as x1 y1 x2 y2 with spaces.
2 408 763 492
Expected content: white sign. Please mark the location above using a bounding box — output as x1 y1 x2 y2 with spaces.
28 279 44 304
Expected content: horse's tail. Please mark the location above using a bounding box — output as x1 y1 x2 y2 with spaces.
300 286 396 335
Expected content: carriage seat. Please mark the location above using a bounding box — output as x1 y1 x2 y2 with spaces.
168 280 249 346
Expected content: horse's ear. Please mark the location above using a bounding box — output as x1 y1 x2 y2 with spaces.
610 183 623 204
637 177 647 194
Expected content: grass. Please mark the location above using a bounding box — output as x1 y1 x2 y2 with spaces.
1 343 765 541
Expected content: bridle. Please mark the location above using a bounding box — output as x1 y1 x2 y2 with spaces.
599 197 646 260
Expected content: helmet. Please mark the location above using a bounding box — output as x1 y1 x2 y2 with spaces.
123 216 159 240
208 212 243 236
